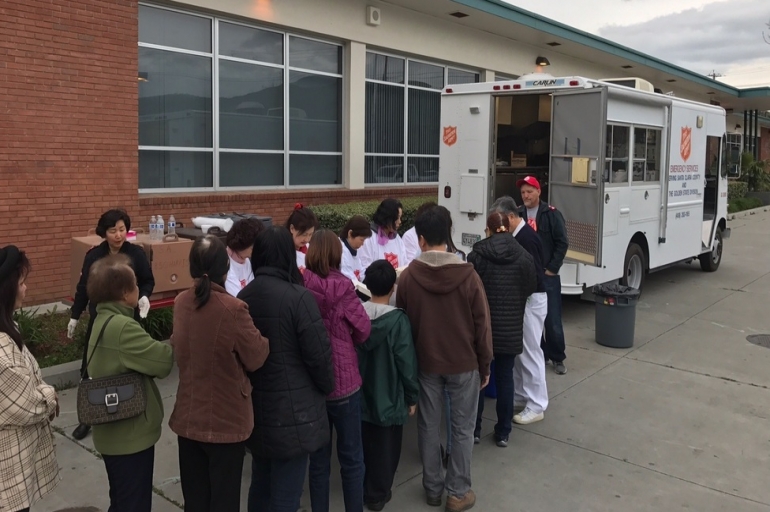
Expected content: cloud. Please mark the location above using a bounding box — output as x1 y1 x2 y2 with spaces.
597 0 770 80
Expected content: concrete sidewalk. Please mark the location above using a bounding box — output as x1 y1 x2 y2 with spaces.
38 209 770 512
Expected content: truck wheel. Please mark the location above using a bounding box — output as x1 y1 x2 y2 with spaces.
621 243 646 290
699 228 723 272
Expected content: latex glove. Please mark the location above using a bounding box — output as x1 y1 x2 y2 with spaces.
138 296 150 319
67 319 78 339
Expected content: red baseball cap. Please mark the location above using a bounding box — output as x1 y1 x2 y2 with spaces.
516 175 541 190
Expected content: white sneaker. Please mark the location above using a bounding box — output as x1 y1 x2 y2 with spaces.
513 407 544 425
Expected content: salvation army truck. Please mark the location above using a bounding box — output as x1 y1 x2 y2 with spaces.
438 75 730 294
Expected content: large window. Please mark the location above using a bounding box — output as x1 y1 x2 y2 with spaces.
632 127 662 182
364 52 479 185
725 133 741 177
138 4 342 190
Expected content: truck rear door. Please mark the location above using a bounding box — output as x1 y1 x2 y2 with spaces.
549 87 608 267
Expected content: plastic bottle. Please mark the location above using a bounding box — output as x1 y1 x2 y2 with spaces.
149 215 156 240
157 215 165 239
168 215 176 236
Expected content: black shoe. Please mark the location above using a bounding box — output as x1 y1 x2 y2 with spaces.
72 423 91 440
366 491 392 511
426 493 442 507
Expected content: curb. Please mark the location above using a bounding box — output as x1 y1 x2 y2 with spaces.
727 205 769 221
42 360 81 390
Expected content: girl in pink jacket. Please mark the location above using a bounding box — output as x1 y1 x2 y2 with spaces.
303 229 371 512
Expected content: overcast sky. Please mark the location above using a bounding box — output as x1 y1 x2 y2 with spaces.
503 0 770 88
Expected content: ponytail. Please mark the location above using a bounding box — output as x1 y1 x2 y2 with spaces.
189 235 229 309
194 274 212 309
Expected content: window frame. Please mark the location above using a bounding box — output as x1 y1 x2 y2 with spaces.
364 50 479 187
138 3 345 193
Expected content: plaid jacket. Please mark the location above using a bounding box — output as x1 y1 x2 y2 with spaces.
0 332 59 511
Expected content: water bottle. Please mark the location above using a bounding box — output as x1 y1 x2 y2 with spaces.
149 215 156 240
157 215 165 239
168 215 176 236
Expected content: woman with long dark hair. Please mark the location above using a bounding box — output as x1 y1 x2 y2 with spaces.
225 218 265 296
170 235 270 511
69 208 155 440
304 229 371 512
0 246 59 512
238 227 334 512
357 198 406 281
285 203 319 274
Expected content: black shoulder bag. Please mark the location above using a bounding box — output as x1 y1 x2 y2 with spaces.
76 316 147 426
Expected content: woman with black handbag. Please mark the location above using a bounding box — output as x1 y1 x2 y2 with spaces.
68 209 155 441
83 254 173 512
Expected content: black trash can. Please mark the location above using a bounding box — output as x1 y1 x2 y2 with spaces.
592 284 641 349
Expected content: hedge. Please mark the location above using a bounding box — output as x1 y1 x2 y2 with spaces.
728 181 748 202
309 195 437 235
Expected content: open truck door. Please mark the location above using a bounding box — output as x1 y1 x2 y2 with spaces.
549 87 607 267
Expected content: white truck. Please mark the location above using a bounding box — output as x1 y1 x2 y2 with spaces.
438 75 730 294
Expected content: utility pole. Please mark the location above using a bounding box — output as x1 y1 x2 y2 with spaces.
707 70 723 80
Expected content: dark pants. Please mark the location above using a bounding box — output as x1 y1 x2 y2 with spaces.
541 274 567 363
248 453 308 512
178 436 245 512
309 391 365 512
475 354 517 439
102 446 155 512
362 422 403 504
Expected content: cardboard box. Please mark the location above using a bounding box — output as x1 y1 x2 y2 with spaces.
510 153 528 168
70 235 145 297
137 234 194 293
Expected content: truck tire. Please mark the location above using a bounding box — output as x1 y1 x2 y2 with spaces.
699 228 723 272
621 243 646 290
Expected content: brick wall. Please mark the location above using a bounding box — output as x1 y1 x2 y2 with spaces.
0 0 140 305
137 186 438 231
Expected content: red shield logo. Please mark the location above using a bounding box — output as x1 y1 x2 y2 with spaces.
680 126 692 162
443 126 457 147
384 252 399 269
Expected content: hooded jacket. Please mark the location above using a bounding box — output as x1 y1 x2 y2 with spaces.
396 251 493 378
237 267 334 459
303 268 371 400
358 302 419 427
468 233 538 355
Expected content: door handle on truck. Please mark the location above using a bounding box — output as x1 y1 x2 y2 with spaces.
620 207 631 214
605 194 610 204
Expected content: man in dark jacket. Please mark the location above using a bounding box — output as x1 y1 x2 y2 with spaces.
517 176 569 375
396 207 492 512
490 196 549 425
359 260 419 511
237 226 334 512
468 213 536 448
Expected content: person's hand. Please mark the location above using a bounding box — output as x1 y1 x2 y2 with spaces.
408 405 417 417
544 269 556 276
480 374 490 390
49 394 60 421
138 296 150 319
67 319 78 339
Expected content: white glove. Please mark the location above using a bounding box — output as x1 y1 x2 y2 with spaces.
138 296 150 319
67 319 78 339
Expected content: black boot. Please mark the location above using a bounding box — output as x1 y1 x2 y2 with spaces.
72 423 91 440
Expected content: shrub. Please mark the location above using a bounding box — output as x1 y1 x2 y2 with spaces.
309 195 437 235
740 157 770 192
11 306 174 369
728 181 748 202
728 196 763 213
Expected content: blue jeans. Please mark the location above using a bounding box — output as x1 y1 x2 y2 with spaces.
248 453 307 512
309 391 365 512
475 354 516 439
541 274 566 362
